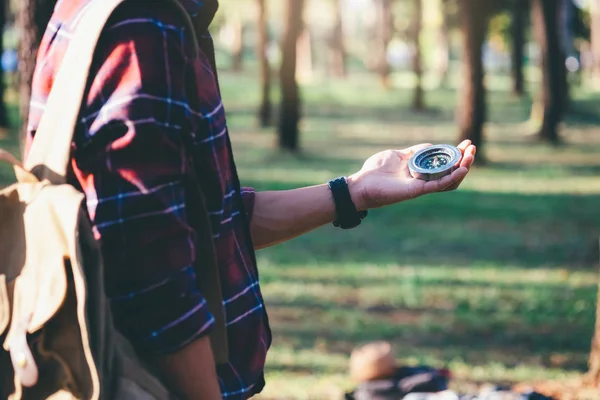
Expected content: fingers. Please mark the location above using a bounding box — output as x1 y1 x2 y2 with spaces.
457 140 471 152
460 145 476 169
460 156 474 170
421 166 468 195
447 149 475 191
417 142 475 196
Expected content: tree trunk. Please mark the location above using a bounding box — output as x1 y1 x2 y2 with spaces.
436 0 450 88
231 17 244 73
278 0 304 152
0 0 8 128
296 28 313 84
330 0 347 78
18 0 56 147
457 0 489 162
586 240 600 387
531 0 564 144
375 0 393 89
592 0 600 84
511 0 527 97
558 0 572 111
256 0 272 127
411 0 425 110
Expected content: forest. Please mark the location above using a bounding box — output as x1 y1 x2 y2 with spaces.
1 0 600 399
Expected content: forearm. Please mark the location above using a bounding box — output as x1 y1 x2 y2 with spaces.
250 177 364 249
250 184 335 249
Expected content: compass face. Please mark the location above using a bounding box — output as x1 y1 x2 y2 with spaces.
409 144 462 181
420 153 450 170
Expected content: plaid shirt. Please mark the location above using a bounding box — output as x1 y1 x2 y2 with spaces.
25 0 271 397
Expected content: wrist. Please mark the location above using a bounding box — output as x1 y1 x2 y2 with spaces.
346 173 367 212
328 176 368 230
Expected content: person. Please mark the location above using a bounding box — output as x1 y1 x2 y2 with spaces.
25 0 476 398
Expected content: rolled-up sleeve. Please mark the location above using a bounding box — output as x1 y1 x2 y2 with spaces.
71 6 214 354
240 187 256 223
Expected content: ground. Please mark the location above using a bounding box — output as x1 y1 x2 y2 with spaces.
1 69 599 399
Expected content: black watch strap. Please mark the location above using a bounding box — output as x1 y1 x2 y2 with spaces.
328 177 368 229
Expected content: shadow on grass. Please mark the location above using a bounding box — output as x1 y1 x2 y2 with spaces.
248 179 600 269
253 175 598 385
265 301 592 376
490 162 600 177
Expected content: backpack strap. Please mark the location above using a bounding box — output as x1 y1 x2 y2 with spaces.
24 0 201 183
23 0 228 364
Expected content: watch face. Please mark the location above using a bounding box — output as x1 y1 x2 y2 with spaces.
409 144 462 181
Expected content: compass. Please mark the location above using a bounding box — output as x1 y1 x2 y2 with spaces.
409 144 462 181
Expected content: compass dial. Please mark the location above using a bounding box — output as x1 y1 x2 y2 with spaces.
409 144 462 181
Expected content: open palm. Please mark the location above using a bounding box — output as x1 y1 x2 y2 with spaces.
349 140 476 210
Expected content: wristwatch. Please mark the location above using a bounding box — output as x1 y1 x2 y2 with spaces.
328 177 368 229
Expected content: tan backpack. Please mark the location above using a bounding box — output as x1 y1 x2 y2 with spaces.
0 0 227 398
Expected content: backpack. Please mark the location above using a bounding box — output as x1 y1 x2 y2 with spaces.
0 0 227 398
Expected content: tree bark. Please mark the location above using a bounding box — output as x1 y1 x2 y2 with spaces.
230 17 244 73
586 240 600 387
557 0 572 111
411 0 425 111
296 28 313 84
531 0 564 144
256 0 272 127
330 0 347 78
592 0 600 84
278 0 305 152
375 0 393 89
511 0 527 97
436 0 450 88
0 0 8 128
457 0 489 161
18 0 56 146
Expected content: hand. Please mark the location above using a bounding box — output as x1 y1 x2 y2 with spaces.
347 140 476 210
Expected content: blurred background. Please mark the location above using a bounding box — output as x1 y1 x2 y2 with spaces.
1 0 600 399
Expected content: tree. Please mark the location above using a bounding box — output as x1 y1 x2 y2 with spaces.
436 0 451 88
0 0 8 128
531 0 565 144
296 28 313 83
592 0 600 84
330 0 347 78
279 0 305 152
587 239 600 387
587 270 600 387
375 0 393 89
411 0 425 110
558 0 573 110
18 0 57 146
256 0 272 127
457 0 490 162
230 16 244 72
511 0 528 97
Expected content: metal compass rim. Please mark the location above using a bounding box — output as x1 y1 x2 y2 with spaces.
409 144 462 181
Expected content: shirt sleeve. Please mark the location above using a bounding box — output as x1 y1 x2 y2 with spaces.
240 187 256 223
71 5 214 354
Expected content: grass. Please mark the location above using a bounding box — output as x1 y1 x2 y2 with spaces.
217 70 600 399
1 69 600 399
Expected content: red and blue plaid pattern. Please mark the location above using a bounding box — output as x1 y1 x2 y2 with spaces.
25 0 270 397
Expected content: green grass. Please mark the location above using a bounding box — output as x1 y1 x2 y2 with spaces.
217 71 600 399
2 70 600 399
